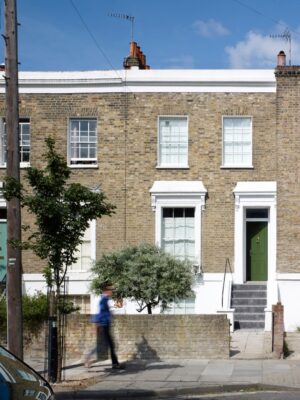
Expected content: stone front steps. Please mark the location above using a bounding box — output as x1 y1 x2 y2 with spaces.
231 283 267 330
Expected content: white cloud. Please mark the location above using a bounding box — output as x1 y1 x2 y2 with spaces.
226 30 300 68
166 55 195 69
193 19 229 38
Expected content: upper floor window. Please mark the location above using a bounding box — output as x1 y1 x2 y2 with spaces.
69 118 97 166
158 116 188 168
0 118 30 166
222 116 252 168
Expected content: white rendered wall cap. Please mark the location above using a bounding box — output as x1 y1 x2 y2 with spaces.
150 181 207 194
233 181 277 194
13 69 276 84
15 69 275 83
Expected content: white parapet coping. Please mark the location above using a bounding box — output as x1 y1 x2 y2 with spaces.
0 69 276 94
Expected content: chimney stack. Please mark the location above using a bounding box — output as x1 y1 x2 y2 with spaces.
123 41 150 70
277 50 286 67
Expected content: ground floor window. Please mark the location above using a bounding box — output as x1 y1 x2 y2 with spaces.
162 207 195 262
162 298 195 314
69 222 95 272
66 295 90 314
150 181 207 315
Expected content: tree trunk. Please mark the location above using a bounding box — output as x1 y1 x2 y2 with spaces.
147 304 152 314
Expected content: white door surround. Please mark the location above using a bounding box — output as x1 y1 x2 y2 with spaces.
233 182 277 285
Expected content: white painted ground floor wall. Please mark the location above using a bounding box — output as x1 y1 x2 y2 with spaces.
23 272 300 332
21 180 300 332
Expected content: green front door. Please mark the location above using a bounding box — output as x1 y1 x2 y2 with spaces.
0 221 7 282
246 221 268 281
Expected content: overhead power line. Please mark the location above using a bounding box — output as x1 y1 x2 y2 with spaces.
69 0 121 74
231 0 300 37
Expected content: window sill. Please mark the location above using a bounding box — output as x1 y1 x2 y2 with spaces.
0 162 30 169
67 270 90 274
220 165 254 169
156 165 190 170
69 164 99 169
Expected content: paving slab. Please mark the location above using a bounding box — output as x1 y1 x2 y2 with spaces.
25 330 300 399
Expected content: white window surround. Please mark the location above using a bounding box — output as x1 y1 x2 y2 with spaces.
233 181 277 285
157 116 189 169
150 181 206 269
222 116 253 169
68 118 97 167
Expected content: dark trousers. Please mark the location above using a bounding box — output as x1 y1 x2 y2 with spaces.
102 324 119 366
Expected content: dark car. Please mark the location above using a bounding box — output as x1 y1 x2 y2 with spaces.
0 345 54 399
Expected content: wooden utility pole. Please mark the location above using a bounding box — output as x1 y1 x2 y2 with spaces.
4 0 23 358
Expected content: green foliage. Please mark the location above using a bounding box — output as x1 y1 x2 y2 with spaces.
91 243 194 314
3 137 115 290
0 292 79 331
283 339 290 357
22 292 48 330
58 298 80 315
0 292 48 331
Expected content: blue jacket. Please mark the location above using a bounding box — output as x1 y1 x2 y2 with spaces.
92 295 111 326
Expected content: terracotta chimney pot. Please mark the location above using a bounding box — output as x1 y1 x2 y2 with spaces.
130 42 137 57
277 50 286 67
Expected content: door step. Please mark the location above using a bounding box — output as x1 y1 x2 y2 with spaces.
231 283 267 330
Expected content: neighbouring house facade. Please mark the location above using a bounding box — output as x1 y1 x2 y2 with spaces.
0 48 299 331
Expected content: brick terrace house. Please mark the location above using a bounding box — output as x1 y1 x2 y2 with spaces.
0 47 299 332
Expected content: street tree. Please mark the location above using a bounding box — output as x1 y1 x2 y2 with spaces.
91 243 194 314
3 137 115 382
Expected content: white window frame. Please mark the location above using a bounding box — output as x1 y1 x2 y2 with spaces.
0 118 30 168
68 118 98 168
222 116 253 169
157 116 189 169
150 181 207 269
161 207 196 263
68 219 96 274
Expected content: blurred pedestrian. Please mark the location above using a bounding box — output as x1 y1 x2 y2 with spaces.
84 283 124 369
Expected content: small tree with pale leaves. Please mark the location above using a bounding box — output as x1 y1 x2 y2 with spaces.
91 243 194 314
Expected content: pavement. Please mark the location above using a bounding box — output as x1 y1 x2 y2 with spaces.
27 331 300 399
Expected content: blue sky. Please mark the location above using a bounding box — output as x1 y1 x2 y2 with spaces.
5 0 300 71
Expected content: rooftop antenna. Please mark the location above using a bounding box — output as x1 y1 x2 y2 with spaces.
270 28 291 66
109 13 135 42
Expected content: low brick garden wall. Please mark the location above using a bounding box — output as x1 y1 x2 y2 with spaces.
65 314 230 360
113 314 230 360
1 314 230 361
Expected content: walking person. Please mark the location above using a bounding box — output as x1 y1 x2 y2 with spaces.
85 283 124 369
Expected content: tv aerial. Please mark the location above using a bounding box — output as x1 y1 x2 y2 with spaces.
270 28 291 66
109 13 135 42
